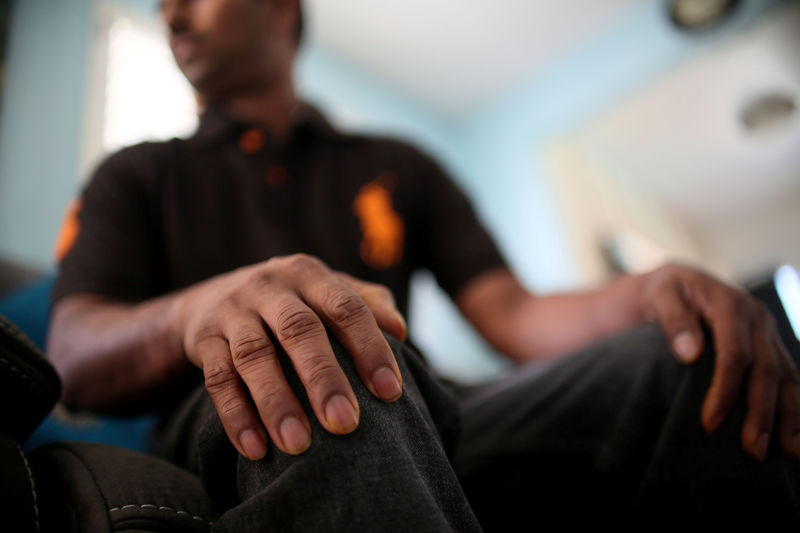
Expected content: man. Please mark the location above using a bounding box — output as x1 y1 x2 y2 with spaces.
47 0 800 529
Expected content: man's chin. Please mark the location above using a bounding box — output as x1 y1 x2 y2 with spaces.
177 64 210 93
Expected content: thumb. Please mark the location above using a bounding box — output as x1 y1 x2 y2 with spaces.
647 282 704 364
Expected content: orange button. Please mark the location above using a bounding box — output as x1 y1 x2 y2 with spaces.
239 128 265 154
265 165 287 187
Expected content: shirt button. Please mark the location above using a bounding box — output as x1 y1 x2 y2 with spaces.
265 165 288 187
239 128 265 154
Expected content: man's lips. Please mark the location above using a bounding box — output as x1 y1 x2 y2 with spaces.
169 34 201 65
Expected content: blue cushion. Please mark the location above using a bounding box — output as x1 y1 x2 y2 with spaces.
0 276 54 350
0 276 156 453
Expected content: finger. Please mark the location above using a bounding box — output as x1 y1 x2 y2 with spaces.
264 296 360 435
740 321 779 461
303 279 403 403
648 279 704 363
199 335 268 461
776 342 800 459
225 313 311 455
701 306 753 435
336 272 407 340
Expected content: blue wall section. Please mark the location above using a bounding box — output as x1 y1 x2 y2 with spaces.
0 0 94 269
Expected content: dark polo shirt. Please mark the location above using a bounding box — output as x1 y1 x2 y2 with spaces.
54 105 506 316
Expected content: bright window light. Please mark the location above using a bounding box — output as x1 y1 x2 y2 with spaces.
103 16 197 152
775 264 800 341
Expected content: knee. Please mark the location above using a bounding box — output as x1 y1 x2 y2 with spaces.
274 332 460 458
589 324 681 374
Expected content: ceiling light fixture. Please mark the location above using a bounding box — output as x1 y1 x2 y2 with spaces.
669 0 740 31
740 92 797 138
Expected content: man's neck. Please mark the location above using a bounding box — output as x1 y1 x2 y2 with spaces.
209 76 299 141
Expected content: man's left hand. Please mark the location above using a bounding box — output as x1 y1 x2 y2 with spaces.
640 263 800 461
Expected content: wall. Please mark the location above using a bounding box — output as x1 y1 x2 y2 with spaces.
0 0 94 269
702 186 800 284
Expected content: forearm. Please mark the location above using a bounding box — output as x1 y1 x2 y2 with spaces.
458 268 647 362
507 276 646 361
47 292 190 414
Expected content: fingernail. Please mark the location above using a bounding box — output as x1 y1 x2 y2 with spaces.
673 331 699 363
325 394 359 433
755 433 770 461
372 366 402 401
279 416 310 455
240 428 267 461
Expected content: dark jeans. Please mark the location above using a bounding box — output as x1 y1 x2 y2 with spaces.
159 325 800 531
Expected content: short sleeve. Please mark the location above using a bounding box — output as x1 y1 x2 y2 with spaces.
412 153 507 298
52 145 163 305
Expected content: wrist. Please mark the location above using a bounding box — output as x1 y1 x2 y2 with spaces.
142 291 192 380
603 272 650 327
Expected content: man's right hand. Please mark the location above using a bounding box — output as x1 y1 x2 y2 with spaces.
173 254 406 459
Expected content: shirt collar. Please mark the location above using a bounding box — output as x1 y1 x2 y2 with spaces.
189 102 341 147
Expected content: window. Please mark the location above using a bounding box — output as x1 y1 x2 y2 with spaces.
81 3 196 181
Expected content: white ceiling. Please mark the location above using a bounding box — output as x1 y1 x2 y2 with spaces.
571 2 800 225
304 0 641 117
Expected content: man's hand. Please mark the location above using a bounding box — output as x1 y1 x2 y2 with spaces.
457 264 800 462
173 254 406 460
639 264 800 461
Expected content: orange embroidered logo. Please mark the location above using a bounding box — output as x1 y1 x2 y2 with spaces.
54 198 82 262
353 174 404 270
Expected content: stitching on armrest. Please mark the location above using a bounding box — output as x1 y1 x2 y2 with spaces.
109 504 213 526
15 443 40 532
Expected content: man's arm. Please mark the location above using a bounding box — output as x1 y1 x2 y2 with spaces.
48 291 188 413
48 254 406 460
457 264 800 461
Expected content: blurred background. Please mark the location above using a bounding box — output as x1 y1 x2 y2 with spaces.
0 0 798 382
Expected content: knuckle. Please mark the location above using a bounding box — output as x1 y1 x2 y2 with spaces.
300 353 341 389
324 290 369 326
656 262 687 282
287 253 324 276
218 294 242 315
248 268 275 289
372 284 394 303
660 311 693 332
724 343 749 365
717 355 746 380
661 263 681 276
727 291 752 314
276 307 322 344
728 350 750 369
252 383 288 414
217 394 247 418
753 359 780 383
204 363 237 394
230 332 276 367
733 293 755 313
190 323 223 347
